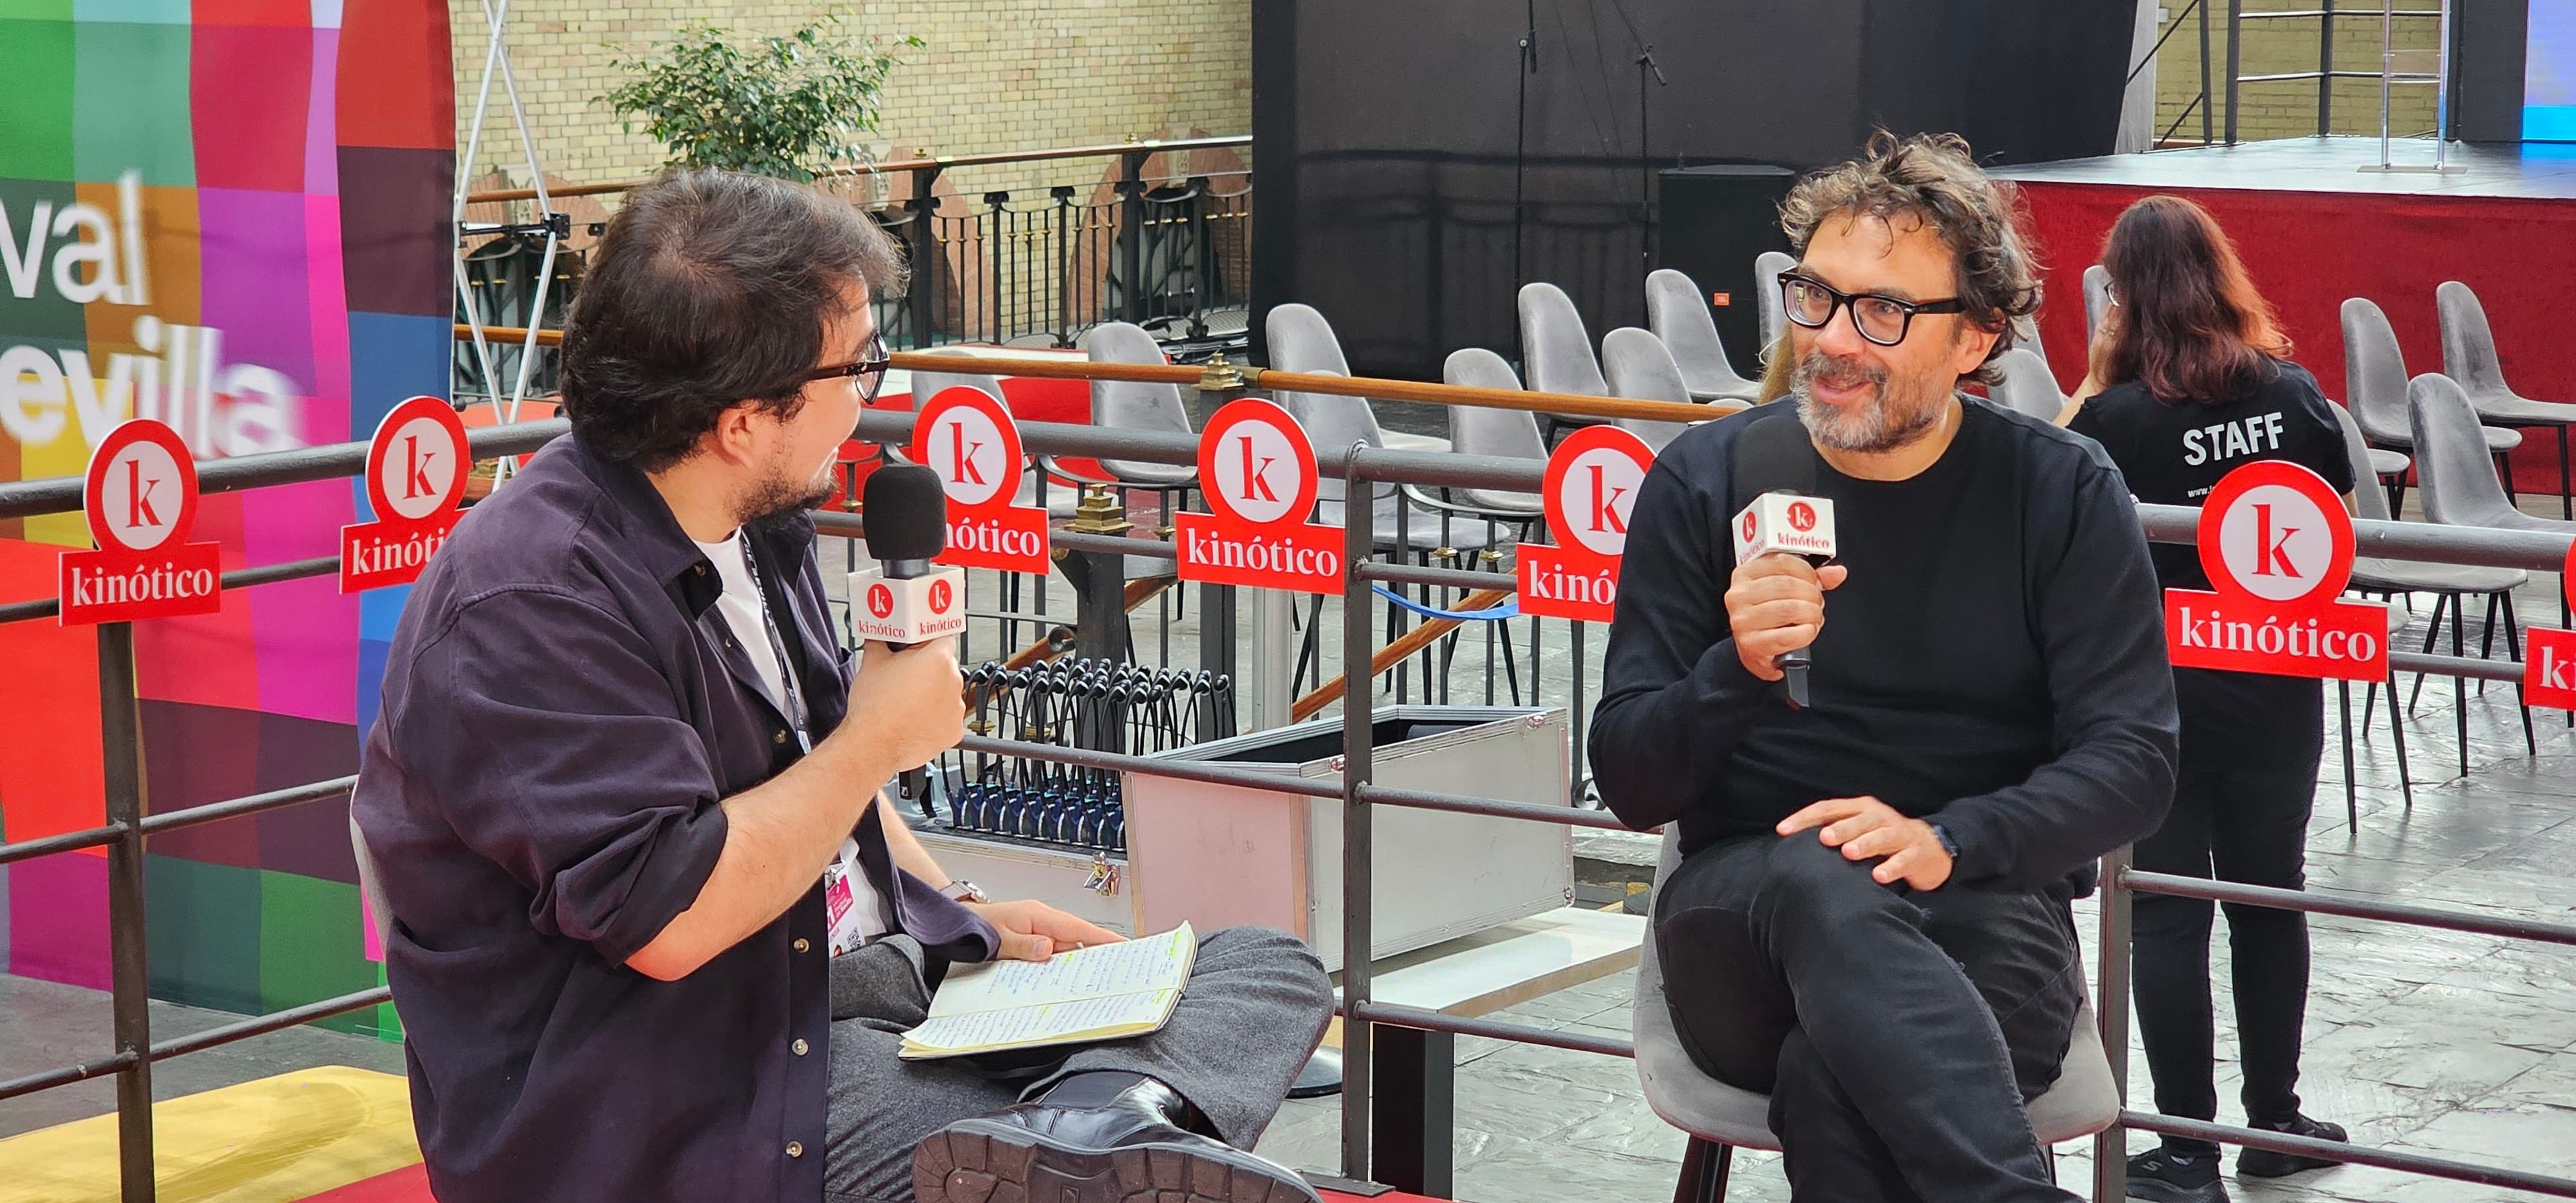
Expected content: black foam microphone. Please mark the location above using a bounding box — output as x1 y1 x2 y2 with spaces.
861 465 950 800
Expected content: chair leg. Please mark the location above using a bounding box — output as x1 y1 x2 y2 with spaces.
1674 1138 1731 1203
2388 668 2416 810
2498 448 2520 502
2502 598 2537 755
2408 593 2453 716
2452 598 2470 778
2479 591 2501 696
2338 680 2358 828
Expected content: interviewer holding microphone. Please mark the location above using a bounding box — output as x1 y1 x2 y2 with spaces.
1592 133 2179 1202
2067 195 2353 1202
354 169 1330 1203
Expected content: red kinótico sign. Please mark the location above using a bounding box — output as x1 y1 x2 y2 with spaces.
1175 399 1342 593
2525 541 2576 710
341 396 470 592
2164 460 2387 681
910 386 1049 574
58 418 223 625
1518 425 1656 623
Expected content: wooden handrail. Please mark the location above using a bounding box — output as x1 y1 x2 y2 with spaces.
451 326 1731 425
451 325 1729 425
464 136 1254 205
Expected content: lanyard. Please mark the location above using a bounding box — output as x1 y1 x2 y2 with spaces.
740 538 811 750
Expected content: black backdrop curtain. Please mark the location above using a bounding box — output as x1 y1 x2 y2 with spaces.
1251 0 2136 379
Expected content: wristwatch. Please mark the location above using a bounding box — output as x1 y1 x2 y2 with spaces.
941 879 989 904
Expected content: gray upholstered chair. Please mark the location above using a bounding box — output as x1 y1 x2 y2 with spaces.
2082 264 2113 342
2345 297 2516 515
1633 829 2121 1202
2326 401 2463 812
1081 321 1198 489
2438 280 2576 521
1602 327 1735 452
908 350 1078 517
1519 282 1613 430
1439 348 1546 519
1753 250 1796 353
2409 372 2569 766
1647 268 1763 403
1265 304 1485 554
1986 347 2065 422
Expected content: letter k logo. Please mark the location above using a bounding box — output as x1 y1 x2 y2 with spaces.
2252 503 2302 578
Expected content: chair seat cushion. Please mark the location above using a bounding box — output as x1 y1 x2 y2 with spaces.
2367 448 2410 477
2469 392 2576 427
2351 558 2528 595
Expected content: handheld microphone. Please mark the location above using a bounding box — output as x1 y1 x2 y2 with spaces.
855 464 965 801
1729 490 1838 710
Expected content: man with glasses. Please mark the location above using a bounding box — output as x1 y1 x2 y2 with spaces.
355 168 1332 1203
1592 133 2179 1202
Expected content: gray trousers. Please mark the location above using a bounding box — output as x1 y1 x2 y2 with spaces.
822 925 1334 1203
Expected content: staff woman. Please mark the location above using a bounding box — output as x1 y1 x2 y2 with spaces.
2066 195 2353 1203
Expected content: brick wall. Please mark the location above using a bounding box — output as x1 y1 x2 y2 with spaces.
2151 1 2444 143
451 0 1252 198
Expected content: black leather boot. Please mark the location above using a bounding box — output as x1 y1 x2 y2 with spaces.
913 1071 1320 1203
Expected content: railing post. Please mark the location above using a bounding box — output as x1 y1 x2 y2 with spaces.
2318 0 2336 136
1118 148 1149 325
908 163 944 349
2200 0 2216 146
1186 176 1213 342
100 620 156 1202
2224 0 2244 145
2092 843 2135 1203
1340 444 1377 1184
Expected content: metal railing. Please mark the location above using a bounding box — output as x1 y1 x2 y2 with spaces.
2155 1 2449 148
455 136 1254 407
2 369 2573 1201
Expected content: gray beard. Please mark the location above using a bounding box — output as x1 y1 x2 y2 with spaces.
1790 350 1949 454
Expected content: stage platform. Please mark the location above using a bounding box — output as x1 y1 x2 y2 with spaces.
1998 135 2576 200
1995 136 2576 497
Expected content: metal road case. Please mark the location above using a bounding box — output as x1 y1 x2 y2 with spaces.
1123 705 1574 972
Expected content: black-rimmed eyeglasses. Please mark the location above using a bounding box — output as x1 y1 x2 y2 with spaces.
807 333 892 402
1778 271 1966 348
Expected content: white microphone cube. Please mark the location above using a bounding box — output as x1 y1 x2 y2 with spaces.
846 565 969 644
1731 492 1838 566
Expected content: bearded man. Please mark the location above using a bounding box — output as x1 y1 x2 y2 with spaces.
1590 133 2180 1203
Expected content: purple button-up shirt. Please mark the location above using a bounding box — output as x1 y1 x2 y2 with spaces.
354 435 996 1203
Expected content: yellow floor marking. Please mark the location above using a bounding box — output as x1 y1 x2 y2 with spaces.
0 1066 421 1203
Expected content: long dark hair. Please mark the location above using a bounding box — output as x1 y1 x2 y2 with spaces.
2093 195 2290 405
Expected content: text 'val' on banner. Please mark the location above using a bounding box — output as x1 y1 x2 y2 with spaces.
1175 399 1342 593
1518 425 1656 622
912 386 1049 574
58 419 223 626
342 397 469 592
2165 460 2387 682
2526 541 2576 710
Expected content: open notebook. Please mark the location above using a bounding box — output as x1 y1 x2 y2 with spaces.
899 923 1197 1060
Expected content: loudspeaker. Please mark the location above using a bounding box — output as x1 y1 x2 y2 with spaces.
1655 165 1796 369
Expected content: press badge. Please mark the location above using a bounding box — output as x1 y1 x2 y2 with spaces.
823 837 867 956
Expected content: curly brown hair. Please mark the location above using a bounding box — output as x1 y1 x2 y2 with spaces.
1776 131 2041 383
2092 194 2291 406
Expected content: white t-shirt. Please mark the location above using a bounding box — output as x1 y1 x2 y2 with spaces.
693 530 890 949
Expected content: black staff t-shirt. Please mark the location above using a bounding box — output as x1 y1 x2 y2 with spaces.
2070 359 2356 771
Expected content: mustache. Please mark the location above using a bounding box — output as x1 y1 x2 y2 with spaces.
1794 350 1888 391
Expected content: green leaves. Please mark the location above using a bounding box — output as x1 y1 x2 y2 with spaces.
602 16 921 182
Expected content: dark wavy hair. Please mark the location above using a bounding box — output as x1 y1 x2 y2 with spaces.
1777 130 2041 383
558 169 905 471
2092 194 2290 405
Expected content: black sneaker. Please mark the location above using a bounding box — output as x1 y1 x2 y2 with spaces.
2125 1147 2229 1203
2238 1114 2349 1178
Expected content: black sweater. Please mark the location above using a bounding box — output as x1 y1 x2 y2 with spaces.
1589 400 2179 894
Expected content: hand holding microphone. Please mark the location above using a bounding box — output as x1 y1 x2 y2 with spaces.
1727 491 1843 709
851 466 967 798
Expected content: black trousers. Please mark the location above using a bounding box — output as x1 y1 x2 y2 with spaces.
2130 757 2318 1154
1655 831 2086 1203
